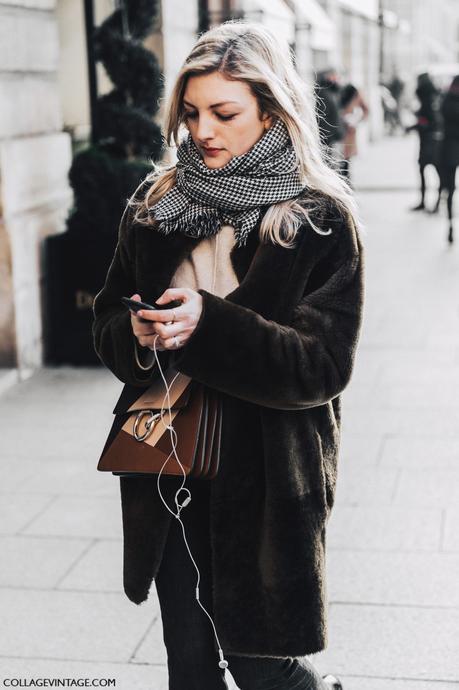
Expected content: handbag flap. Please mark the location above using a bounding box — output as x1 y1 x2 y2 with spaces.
127 368 192 412
98 382 205 476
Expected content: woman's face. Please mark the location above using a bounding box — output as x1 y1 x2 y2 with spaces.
182 71 273 169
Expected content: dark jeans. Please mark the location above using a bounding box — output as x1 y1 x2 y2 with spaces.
154 478 329 690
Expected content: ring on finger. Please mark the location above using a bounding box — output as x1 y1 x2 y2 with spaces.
165 311 176 326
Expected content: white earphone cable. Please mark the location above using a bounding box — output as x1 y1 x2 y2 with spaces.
149 333 228 671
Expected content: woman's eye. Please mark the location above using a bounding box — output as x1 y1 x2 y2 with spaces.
184 111 236 121
216 113 236 121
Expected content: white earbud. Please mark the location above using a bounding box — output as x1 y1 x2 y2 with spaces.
218 649 228 669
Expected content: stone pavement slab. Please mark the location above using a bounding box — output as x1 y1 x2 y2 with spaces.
0 492 56 535
1 457 44 491
57 539 123 593
312 604 459 682
353 133 419 191
15 457 117 497
334 465 399 505
327 505 442 551
0 413 111 462
338 434 385 466
342 407 402 436
374 381 458 408
327 551 459 607
380 437 459 469
21 494 122 539
443 508 459 551
317 678 455 690
393 468 459 507
340 381 376 408
376 359 459 384
0 589 153 662
0 535 90 589
396 407 459 436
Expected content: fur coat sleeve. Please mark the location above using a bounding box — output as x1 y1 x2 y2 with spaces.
92 205 171 387
170 212 364 410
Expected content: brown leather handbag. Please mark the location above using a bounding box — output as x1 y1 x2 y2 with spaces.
97 368 222 479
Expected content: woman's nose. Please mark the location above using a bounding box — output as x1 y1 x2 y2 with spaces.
196 115 216 142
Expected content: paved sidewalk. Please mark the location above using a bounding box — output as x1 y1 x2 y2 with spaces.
352 131 420 192
1 135 458 688
311 134 459 687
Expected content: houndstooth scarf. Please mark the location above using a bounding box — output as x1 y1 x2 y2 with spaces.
150 117 306 247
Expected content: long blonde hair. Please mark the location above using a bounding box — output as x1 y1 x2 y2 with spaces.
129 20 359 248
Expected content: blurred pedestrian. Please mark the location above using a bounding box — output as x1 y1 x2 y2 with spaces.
316 68 345 168
380 84 399 135
94 20 364 690
339 83 369 183
406 72 441 212
433 75 459 244
388 72 405 132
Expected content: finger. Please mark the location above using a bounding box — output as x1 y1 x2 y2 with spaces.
138 340 166 351
137 305 188 323
129 294 141 310
133 326 158 338
153 321 185 339
156 287 193 305
128 294 144 318
138 334 166 349
132 316 160 336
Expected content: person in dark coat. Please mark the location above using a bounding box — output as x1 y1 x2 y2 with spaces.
406 73 441 211
433 75 459 244
316 68 345 167
93 21 364 690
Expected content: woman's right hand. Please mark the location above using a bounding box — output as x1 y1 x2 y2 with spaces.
129 293 167 351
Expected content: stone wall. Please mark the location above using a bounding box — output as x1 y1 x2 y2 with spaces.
0 0 72 376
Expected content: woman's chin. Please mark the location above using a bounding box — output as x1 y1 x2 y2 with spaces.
203 154 231 169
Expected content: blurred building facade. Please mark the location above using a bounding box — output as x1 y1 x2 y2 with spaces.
1 0 458 378
382 0 459 84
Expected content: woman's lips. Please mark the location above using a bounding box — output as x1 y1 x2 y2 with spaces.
203 147 223 157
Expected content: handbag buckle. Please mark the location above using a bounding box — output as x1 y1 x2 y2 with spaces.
133 409 165 442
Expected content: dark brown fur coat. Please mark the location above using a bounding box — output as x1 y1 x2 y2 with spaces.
92 191 365 658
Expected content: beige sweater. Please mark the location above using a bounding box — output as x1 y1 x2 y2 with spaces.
134 225 239 371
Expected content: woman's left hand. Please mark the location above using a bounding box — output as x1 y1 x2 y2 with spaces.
137 287 203 350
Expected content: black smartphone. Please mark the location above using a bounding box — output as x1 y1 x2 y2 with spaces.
121 296 182 314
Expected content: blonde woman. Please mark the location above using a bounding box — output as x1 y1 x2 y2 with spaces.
93 21 364 690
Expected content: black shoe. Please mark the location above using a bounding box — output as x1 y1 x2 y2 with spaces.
410 202 425 211
322 673 343 689
448 226 454 244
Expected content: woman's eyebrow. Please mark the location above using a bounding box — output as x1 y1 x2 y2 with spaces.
183 99 240 108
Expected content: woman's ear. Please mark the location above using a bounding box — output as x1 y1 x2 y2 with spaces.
261 112 273 130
